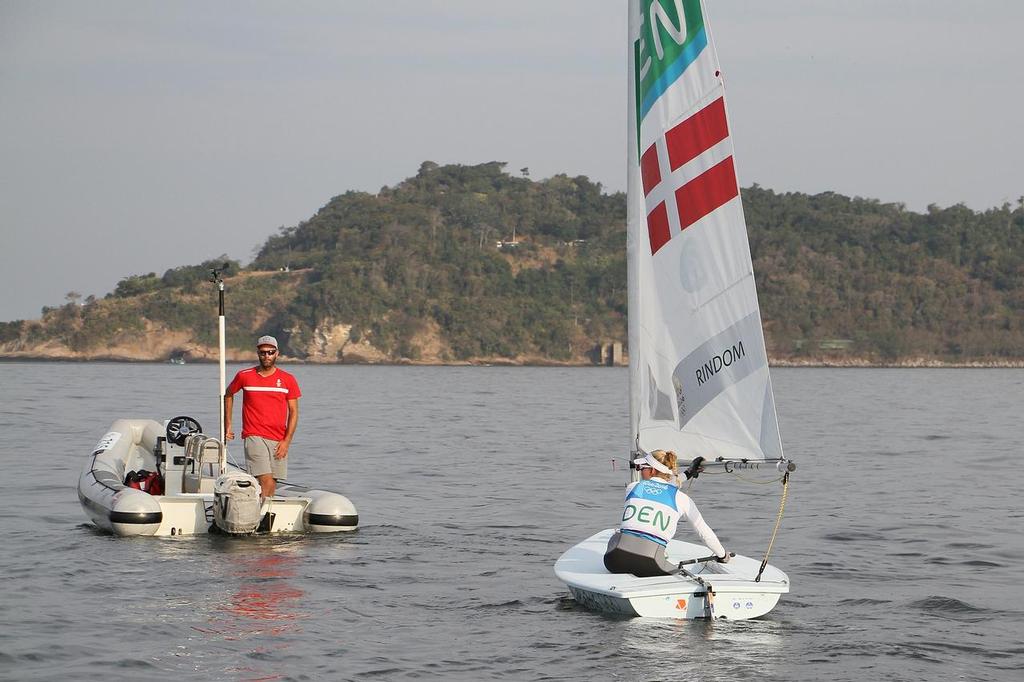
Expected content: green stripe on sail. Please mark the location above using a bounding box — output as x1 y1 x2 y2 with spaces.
634 0 705 138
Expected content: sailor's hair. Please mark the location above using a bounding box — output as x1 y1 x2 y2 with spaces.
649 450 679 484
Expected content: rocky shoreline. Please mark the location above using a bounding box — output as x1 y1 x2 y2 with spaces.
2 351 1022 369
769 358 1024 369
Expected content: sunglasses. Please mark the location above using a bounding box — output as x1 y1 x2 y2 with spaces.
257 349 277 356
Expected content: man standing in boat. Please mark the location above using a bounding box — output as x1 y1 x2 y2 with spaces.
223 335 301 499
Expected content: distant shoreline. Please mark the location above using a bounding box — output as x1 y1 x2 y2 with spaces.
2 355 1022 369
769 359 1024 369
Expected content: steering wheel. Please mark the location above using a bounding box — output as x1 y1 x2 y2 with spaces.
166 416 203 446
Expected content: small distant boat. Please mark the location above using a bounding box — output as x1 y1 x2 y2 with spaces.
78 267 358 537
554 1 794 620
168 356 186 365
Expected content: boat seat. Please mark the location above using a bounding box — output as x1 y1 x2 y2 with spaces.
181 434 225 494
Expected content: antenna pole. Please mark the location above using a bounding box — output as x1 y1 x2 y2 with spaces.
211 265 228 442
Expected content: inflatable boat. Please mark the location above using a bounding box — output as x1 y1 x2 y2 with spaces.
78 416 359 537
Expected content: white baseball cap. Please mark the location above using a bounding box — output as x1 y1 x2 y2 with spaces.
256 335 278 348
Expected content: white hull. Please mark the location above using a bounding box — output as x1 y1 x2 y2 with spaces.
555 529 788 620
78 419 358 537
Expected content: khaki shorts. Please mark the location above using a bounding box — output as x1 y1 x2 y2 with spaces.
243 436 287 480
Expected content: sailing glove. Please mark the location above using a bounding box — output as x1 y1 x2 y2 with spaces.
684 456 705 479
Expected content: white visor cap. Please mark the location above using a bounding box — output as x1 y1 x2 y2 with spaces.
632 453 674 476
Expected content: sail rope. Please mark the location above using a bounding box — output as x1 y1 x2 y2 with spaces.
683 465 791 583
755 471 790 582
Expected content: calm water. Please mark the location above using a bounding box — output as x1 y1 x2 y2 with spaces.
0 363 1022 681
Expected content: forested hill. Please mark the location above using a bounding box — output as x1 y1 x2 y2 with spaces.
3 161 1023 364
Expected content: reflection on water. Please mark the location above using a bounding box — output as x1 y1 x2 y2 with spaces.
216 553 305 635
150 538 309 680
216 552 305 681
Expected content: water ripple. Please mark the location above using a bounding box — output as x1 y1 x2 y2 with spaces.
3 365 1023 681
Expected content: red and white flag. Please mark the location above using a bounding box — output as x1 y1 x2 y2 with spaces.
640 96 738 255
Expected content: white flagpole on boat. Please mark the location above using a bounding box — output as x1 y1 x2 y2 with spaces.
211 266 227 445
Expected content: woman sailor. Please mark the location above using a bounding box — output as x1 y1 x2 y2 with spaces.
603 449 730 577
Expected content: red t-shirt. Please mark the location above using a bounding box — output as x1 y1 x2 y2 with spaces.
226 367 301 440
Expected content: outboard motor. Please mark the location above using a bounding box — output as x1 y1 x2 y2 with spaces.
212 471 262 534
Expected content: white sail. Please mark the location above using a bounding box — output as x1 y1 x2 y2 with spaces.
627 0 783 462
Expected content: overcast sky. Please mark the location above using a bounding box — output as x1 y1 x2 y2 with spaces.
2 1 1022 322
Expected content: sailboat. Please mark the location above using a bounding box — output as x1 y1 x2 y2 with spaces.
554 0 795 620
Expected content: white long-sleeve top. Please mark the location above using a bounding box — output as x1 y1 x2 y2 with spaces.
619 478 726 557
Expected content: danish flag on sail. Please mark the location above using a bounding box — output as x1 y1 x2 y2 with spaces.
640 96 738 255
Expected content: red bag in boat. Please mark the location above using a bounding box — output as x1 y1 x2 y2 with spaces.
124 469 164 495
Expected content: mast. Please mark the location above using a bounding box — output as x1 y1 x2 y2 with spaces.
627 1 644 462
